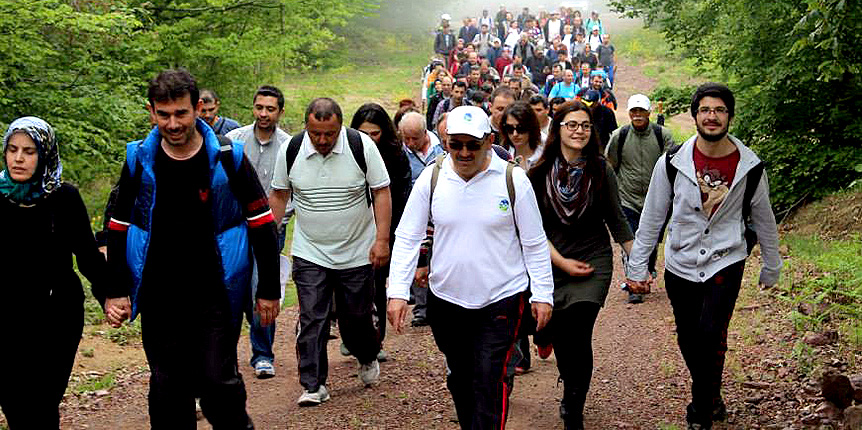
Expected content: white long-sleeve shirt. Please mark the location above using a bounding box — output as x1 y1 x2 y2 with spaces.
388 152 554 309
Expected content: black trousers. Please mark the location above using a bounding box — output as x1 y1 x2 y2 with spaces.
428 290 525 430
141 294 252 430
665 261 744 428
0 301 83 429
293 256 379 391
373 263 388 344
541 301 601 424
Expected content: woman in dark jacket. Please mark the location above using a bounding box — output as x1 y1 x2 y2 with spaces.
0 117 108 428
528 102 633 429
350 103 412 360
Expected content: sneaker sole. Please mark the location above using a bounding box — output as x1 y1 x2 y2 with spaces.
255 371 276 379
297 394 330 407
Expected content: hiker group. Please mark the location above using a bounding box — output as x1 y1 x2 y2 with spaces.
0 5 780 430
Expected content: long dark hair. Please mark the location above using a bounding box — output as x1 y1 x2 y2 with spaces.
529 100 605 200
350 103 400 158
500 101 541 151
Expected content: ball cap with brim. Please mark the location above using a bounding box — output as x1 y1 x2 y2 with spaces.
446 106 492 139
592 25 600 31
441 13 451 20
627 94 651 111
583 89 602 103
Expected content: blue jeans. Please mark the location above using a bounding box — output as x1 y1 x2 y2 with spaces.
245 228 286 366
622 206 661 274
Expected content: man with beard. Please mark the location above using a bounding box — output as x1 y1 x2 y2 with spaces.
577 71 617 110
226 86 291 378
604 94 675 304
427 76 452 130
200 89 240 135
432 81 468 128
626 83 781 430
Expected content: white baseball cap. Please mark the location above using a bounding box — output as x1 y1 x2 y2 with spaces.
627 94 651 111
441 13 451 21
446 106 491 139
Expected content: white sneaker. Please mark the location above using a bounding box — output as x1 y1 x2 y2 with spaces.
358 360 380 386
254 360 276 379
297 385 330 407
195 398 203 420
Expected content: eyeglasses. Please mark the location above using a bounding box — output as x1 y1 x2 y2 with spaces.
503 124 530 134
697 106 729 116
560 121 592 132
448 140 484 151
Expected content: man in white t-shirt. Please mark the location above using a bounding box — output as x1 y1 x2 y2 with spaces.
387 106 553 429
269 98 392 407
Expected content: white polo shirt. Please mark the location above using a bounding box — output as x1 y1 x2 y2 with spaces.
388 152 553 308
271 126 390 269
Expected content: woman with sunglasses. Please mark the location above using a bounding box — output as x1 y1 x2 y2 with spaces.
501 101 544 172
0 117 108 428
528 101 633 429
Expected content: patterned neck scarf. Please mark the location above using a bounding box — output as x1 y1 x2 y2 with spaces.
0 117 62 206
545 154 591 224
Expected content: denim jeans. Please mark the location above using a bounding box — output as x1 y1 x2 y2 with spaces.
245 227 286 366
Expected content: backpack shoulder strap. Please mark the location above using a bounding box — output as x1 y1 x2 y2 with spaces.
665 142 684 198
743 162 764 221
615 124 630 174
428 153 447 219
345 128 371 206
216 134 238 179
652 123 664 152
284 132 304 177
506 160 519 239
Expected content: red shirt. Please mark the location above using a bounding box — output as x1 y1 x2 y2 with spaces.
693 144 740 217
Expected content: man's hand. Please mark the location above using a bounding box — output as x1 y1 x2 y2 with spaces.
387 298 409 335
369 239 390 269
532 302 553 332
626 279 650 294
414 266 429 287
256 298 280 326
105 297 131 328
559 258 594 277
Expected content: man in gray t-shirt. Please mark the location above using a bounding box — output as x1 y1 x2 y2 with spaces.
595 34 616 87
226 85 291 379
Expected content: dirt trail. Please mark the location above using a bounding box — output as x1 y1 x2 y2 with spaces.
48 58 706 430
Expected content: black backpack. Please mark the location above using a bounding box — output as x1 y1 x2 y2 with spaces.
665 144 764 255
614 123 664 174
282 128 371 206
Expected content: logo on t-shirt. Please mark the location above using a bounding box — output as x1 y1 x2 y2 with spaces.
498 199 510 212
697 167 729 216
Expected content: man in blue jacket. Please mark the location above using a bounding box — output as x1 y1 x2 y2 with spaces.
626 83 781 430
104 68 280 429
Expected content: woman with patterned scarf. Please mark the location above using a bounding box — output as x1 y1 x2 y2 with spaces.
528 101 634 430
0 117 108 428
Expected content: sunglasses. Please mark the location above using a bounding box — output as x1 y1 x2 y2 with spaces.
502 124 530 134
448 140 484 151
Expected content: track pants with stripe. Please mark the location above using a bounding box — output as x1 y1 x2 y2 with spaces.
428 290 525 430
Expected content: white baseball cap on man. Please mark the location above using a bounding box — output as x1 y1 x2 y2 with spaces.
627 94 651 111
446 106 492 139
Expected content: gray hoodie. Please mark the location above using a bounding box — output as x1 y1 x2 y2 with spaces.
627 134 781 286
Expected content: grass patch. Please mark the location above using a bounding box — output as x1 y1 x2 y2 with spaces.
279 28 431 131
614 27 710 88
72 371 116 395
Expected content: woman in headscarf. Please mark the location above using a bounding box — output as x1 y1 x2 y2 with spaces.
528 102 633 430
0 116 108 428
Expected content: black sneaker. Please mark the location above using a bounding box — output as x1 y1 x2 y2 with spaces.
627 292 644 304
712 400 728 422
411 317 428 327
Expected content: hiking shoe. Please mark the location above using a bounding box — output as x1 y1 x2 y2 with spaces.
297 385 330 407
195 398 203 420
254 360 275 379
340 342 352 356
411 317 428 327
537 344 553 359
627 292 644 304
377 349 389 362
358 360 380 386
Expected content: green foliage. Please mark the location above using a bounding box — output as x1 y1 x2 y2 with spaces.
650 85 697 117
610 0 862 212
1 0 380 215
106 319 142 345
72 371 116 394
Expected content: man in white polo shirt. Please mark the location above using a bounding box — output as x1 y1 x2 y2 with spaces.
269 98 392 407
387 106 553 429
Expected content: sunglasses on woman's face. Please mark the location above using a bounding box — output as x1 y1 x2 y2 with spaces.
503 123 530 134
448 139 484 151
